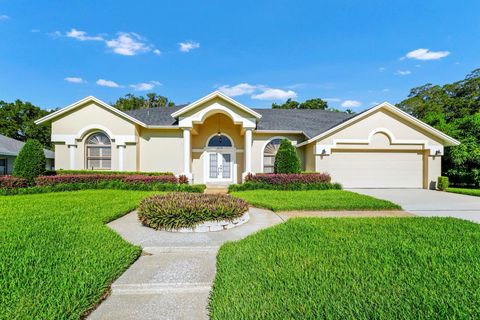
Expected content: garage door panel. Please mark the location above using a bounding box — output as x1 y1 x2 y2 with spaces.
328 151 423 188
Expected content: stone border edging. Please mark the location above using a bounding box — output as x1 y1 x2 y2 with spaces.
171 210 250 233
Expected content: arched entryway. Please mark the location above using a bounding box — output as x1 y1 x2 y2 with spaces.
205 134 235 182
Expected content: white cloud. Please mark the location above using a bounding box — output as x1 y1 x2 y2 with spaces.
64 77 86 84
153 49 161 55
179 41 200 52
251 88 297 101
0 14 9 20
106 32 152 56
66 28 104 41
370 101 380 106
379 67 386 72
324 98 341 102
96 79 121 88
382 88 390 92
396 70 411 76
404 48 450 61
218 83 258 97
31 29 40 33
130 80 162 91
341 100 362 108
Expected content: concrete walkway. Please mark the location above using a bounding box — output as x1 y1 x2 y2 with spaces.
88 207 283 320
350 189 480 223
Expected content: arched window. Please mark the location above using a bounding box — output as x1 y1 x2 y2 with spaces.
208 134 232 147
263 138 283 173
85 132 111 170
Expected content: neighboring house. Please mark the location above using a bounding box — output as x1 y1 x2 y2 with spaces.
35 91 459 188
0 134 55 175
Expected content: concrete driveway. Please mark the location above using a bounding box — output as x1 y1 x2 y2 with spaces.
351 189 480 223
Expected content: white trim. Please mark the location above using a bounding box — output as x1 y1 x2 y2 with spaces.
117 145 125 171
68 145 76 170
203 149 236 184
296 102 460 147
314 128 444 155
183 128 191 175
193 148 244 153
244 128 252 173
52 126 136 146
259 136 291 173
76 125 115 141
171 91 262 119
34 96 147 127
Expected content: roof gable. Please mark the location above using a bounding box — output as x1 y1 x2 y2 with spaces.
171 91 262 119
297 102 460 147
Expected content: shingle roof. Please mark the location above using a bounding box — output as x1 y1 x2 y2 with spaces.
124 106 355 138
0 134 55 158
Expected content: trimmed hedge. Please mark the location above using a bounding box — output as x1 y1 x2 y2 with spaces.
47 170 174 176
0 176 28 189
13 139 46 183
274 139 301 174
229 181 342 192
437 176 449 191
138 193 249 230
35 174 179 186
246 173 332 184
0 181 205 196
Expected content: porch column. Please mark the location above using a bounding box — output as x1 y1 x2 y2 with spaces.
68 145 76 170
118 145 125 171
244 128 252 175
182 128 192 180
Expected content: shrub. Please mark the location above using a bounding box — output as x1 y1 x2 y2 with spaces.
35 174 178 186
138 193 249 230
274 139 301 174
229 181 342 192
13 140 47 183
437 176 450 191
0 182 206 196
246 173 331 184
0 176 28 189
178 174 189 184
49 170 174 176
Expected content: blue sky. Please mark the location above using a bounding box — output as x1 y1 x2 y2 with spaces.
0 0 479 111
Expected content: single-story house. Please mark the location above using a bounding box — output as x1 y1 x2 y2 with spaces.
35 91 459 188
0 134 55 175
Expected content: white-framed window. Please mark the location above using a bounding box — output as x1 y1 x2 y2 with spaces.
85 132 111 170
208 134 233 147
263 138 283 173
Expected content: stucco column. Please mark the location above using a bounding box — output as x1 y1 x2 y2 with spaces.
118 145 125 171
182 128 192 181
68 145 76 170
243 128 253 179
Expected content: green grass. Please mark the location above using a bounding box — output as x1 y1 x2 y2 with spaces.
447 187 480 197
0 190 154 319
209 218 480 319
230 189 401 211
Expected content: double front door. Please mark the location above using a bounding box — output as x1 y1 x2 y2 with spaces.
208 152 233 181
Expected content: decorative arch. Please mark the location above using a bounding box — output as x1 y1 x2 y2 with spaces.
262 137 288 173
85 131 112 170
76 124 115 141
205 133 235 148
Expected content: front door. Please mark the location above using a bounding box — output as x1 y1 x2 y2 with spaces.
208 152 233 182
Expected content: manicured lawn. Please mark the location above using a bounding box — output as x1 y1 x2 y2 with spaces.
209 218 480 319
447 187 480 197
0 190 154 319
230 190 401 211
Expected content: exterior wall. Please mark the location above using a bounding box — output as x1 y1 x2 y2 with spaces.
251 132 305 173
138 128 183 173
427 155 442 189
304 143 315 172
53 144 69 170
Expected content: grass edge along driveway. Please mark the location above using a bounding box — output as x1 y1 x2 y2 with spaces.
209 217 480 319
230 189 401 211
447 187 480 197
0 190 155 319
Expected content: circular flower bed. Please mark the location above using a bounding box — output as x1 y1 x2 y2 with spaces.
138 193 250 232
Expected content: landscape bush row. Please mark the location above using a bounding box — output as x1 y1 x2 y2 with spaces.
0 174 203 195
138 193 249 230
45 170 174 176
229 172 341 192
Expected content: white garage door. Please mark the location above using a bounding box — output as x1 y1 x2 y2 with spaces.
328 151 423 188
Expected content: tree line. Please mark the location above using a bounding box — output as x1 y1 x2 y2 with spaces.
1 70 479 185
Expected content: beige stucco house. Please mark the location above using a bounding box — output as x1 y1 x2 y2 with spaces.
35 91 459 188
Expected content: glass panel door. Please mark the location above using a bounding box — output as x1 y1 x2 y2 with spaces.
221 153 231 179
209 153 218 179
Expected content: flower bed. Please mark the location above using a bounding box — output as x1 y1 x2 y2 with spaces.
45 170 174 176
229 172 341 192
246 173 331 184
138 193 250 231
35 174 179 186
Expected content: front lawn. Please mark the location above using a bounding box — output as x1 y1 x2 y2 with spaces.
0 190 154 319
209 218 480 319
447 187 480 197
230 189 401 211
